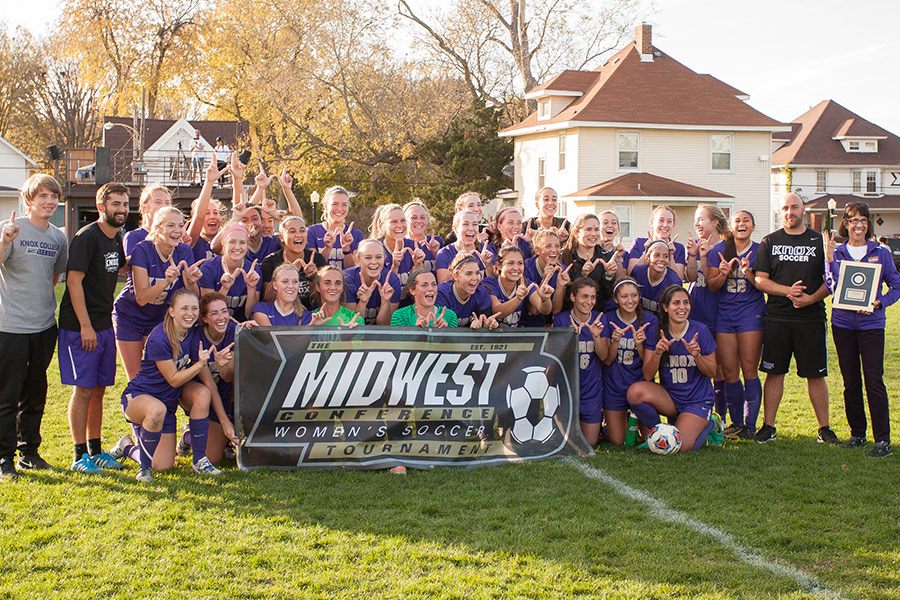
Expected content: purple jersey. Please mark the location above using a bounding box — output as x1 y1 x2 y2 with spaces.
343 267 402 325
482 276 535 328
626 238 686 271
250 301 312 326
711 240 765 332
408 236 441 273
192 236 215 263
435 244 487 277
688 267 718 333
521 257 559 327
630 264 683 312
123 227 148 257
553 311 604 413
383 238 417 305
122 323 196 407
194 322 237 408
247 235 280 263
436 280 492 328
198 255 262 322
657 319 716 412
113 240 194 332
486 237 532 263
600 310 659 404
306 223 364 270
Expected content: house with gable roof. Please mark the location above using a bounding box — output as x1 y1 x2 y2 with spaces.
500 24 787 242
0 136 38 223
770 100 900 235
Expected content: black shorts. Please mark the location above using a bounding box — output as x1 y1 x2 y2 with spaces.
759 319 827 378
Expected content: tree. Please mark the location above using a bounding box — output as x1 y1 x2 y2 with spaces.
30 61 102 150
0 26 43 139
398 0 651 121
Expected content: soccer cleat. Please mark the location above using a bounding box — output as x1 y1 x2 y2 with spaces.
723 424 743 437
817 426 840 445
841 435 867 449
0 457 18 482
636 441 649 450
224 444 236 460
135 467 153 483
706 413 724 446
176 423 192 457
108 434 133 460
736 426 756 440
17 453 53 470
192 457 222 476
753 424 777 444
868 441 892 458
71 453 103 475
92 451 125 470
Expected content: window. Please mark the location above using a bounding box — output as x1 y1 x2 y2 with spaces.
538 99 550 119
849 141 860 151
617 132 639 169
613 205 632 238
538 157 546 190
816 170 827 192
867 171 878 193
852 171 862 193
711 134 732 171
864 141 876 152
558 132 566 171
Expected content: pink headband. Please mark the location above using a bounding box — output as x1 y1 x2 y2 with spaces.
496 207 521 223
222 225 249 239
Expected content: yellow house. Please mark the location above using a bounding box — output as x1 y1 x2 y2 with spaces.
499 24 788 243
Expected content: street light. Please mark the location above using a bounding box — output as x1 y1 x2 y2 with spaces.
311 190 320 224
826 197 837 232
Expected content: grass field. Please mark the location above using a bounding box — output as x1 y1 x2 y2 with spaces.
1 286 899 599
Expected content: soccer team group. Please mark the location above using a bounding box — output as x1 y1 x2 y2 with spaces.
1 154 896 482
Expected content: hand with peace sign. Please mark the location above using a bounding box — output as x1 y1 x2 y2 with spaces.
681 332 701 358
322 227 338 253
667 234 680 255
568 313 584 334
212 342 235 371
340 222 355 254
183 258 206 285
600 250 622 277
433 307 449 329
205 156 226 185
581 257 601 278
586 314 604 338
219 265 240 292
357 279 376 305
227 151 244 183
632 322 650 346
309 310 328 326
686 236 699 258
255 164 274 189
697 237 710 259
197 342 213 364
1 210 19 244
738 256 753 277
557 263 573 288
536 271 555 301
276 165 293 189
654 331 672 355
241 259 260 288
717 252 739 275
425 234 441 256
231 200 251 221
260 197 278 217
823 229 835 262
390 239 407 272
378 274 395 302
411 245 426 268
556 219 570 243
514 278 532 302
164 256 182 284
415 312 431 328
475 229 490 246
337 314 359 329
610 322 626 343
521 227 536 244
474 242 493 267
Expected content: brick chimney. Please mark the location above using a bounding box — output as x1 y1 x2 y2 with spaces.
635 23 653 61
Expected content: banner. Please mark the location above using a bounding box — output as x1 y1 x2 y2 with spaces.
235 326 593 469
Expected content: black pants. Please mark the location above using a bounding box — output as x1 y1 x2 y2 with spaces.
831 325 890 443
0 326 57 458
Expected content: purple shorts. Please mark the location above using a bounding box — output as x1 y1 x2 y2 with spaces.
113 315 155 342
673 400 713 422
716 313 764 334
121 392 181 434
580 396 604 425
58 328 117 388
603 391 629 413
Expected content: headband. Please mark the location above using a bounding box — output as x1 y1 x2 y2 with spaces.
281 215 306 227
221 225 249 239
645 240 669 254
613 279 638 295
496 207 521 223
451 255 479 272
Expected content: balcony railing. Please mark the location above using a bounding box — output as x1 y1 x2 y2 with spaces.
58 147 232 188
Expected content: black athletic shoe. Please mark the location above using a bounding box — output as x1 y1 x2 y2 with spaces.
723 424 743 437
17 453 53 470
0 457 17 482
868 441 892 458
817 426 840 445
736 426 756 440
840 435 867 449
753 424 776 443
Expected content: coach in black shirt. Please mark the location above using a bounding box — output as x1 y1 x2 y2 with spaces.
751 193 838 445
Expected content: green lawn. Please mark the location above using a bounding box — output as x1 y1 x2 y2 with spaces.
1 287 898 599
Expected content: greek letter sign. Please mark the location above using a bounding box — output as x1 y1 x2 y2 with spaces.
235 327 593 469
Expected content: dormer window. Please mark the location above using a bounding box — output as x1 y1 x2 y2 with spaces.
844 139 878 153
538 99 550 119
849 141 859 151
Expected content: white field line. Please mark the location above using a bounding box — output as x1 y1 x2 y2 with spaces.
567 458 850 600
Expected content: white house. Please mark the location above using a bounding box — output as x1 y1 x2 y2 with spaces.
770 100 900 235
0 136 39 223
499 24 787 242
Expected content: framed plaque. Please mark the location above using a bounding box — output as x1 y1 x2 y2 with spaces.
832 260 882 311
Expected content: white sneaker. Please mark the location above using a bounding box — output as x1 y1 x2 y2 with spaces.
108 434 133 460
192 456 222 476
135 467 153 483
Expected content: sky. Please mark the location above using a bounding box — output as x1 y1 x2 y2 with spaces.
2 0 898 133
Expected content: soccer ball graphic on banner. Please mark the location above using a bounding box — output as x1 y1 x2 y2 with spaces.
647 423 682 455
505 367 560 444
